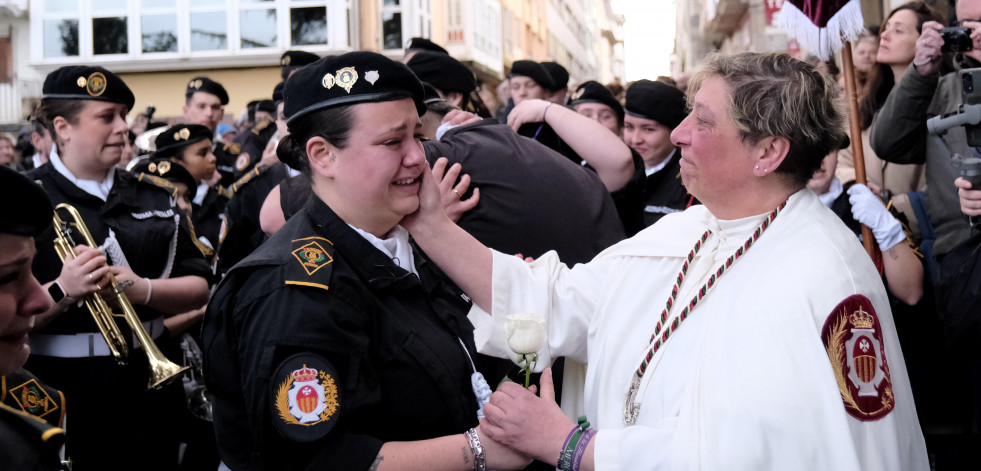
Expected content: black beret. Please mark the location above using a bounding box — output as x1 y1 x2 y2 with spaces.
130 158 198 200
281 50 320 68
407 51 477 94
406 37 448 55
0 166 52 237
186 77 229 105
284 51 426 124
571 81 624 124
624 79 687 129
153 124 213 159
256 99 276 114
42 65 135 111
541 62 569 92
422 82 444 105
273 82 285 104
509 60 554 90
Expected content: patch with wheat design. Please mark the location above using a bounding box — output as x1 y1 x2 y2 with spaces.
271 353 341 442
821 294 894 421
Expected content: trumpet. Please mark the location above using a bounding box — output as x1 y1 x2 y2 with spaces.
52 203 189 390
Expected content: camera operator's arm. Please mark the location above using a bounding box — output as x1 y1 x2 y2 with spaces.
869 23 944 166
955 177 981 225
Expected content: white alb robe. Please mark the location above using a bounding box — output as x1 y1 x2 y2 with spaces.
470 189 928 471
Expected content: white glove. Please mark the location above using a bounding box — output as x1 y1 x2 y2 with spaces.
847 184 905 250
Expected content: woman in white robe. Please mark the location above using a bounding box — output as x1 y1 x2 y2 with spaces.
403 51 929 471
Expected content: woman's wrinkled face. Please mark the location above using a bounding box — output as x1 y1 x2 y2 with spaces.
877 10 920 67
321 99 426 236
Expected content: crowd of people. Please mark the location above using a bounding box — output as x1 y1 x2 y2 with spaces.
1 5 981 469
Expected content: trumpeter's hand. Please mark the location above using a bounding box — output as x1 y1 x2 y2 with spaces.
56 245 111 300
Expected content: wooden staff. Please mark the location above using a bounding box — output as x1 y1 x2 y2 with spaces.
840 42 877 258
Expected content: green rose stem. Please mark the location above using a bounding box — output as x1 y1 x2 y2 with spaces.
520 353 537 389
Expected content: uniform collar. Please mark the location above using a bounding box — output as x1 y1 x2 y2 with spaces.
49 148 115 201
645 148 677 177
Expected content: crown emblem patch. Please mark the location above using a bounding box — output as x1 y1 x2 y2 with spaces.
272 354 341 442
335 67 358 93
86 72 107 97
822 295 895 421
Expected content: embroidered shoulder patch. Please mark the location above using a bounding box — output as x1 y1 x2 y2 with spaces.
821 294 895 421
235 153 251 172
4 377 61 425
271 354 341 443
287 237 334 291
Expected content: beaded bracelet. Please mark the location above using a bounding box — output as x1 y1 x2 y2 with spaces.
558 416 590 471
464 428 486 471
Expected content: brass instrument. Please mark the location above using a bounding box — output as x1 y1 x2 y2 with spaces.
52 203 188 390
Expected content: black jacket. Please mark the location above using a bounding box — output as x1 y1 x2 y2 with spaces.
203 196 479 471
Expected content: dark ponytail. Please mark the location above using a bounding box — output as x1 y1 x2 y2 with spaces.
277 105 356 174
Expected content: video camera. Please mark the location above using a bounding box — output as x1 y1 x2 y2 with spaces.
925 68 981 188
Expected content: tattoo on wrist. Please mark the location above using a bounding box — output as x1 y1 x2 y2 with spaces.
462 446 471 464
368 456 383 471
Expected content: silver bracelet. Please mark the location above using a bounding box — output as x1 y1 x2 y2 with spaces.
142 277 153 305
464 428 486 471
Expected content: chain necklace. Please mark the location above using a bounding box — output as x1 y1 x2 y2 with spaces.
622 201 786 425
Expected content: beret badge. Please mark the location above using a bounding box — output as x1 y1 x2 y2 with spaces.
322 73 335 89
570 88 585 101
188 79 203 89
86 72 107 97
336 67 358 93
175 127 191 141
365 70 380 85
282 55 291 66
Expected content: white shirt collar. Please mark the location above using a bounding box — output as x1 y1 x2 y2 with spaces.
193 182 209 206
645 148 677 177
349 224 418 275
816 177 843 209
49 147 115 201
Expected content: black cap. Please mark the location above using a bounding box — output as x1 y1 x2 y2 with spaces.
273 82 285 104
186 77 229 105
407 51 477 94
0 166 53 237
42 65 135 111
571 80 624 124
509 60 554 90
541 62 569 92
153 124 213 159
130 158 198 200
422 82 444 105
406 37 448 55
284 51 426 124
281 50 320 68
624 79 687 129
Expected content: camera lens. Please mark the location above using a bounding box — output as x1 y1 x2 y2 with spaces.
965 73 975 93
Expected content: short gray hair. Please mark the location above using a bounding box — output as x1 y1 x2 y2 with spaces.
687 52 848 187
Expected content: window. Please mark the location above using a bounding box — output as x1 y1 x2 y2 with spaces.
32 0 352 66
380 0 431 51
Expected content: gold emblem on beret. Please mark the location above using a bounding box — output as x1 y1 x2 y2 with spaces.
571 88 585 101
175 128 191 141
322 73 335 89
189 79 203 89
86 72 107 97
76 76 87 88
148 162 157 173
157 161 171 175
336 67 358 94
365 70 380 85
282 55 291 66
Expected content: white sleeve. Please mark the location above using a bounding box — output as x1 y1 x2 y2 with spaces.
468 249 612 366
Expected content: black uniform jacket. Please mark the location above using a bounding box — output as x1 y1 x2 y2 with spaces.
424 120 625 264
216 163 291 275
27 163 213 334
0 402 64 471
203 196 480 471
193 184 230 254
641 149 695 228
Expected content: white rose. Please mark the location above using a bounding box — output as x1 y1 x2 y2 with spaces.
505 313 546 355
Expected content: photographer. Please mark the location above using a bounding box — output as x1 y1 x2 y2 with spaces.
869 0 981 264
